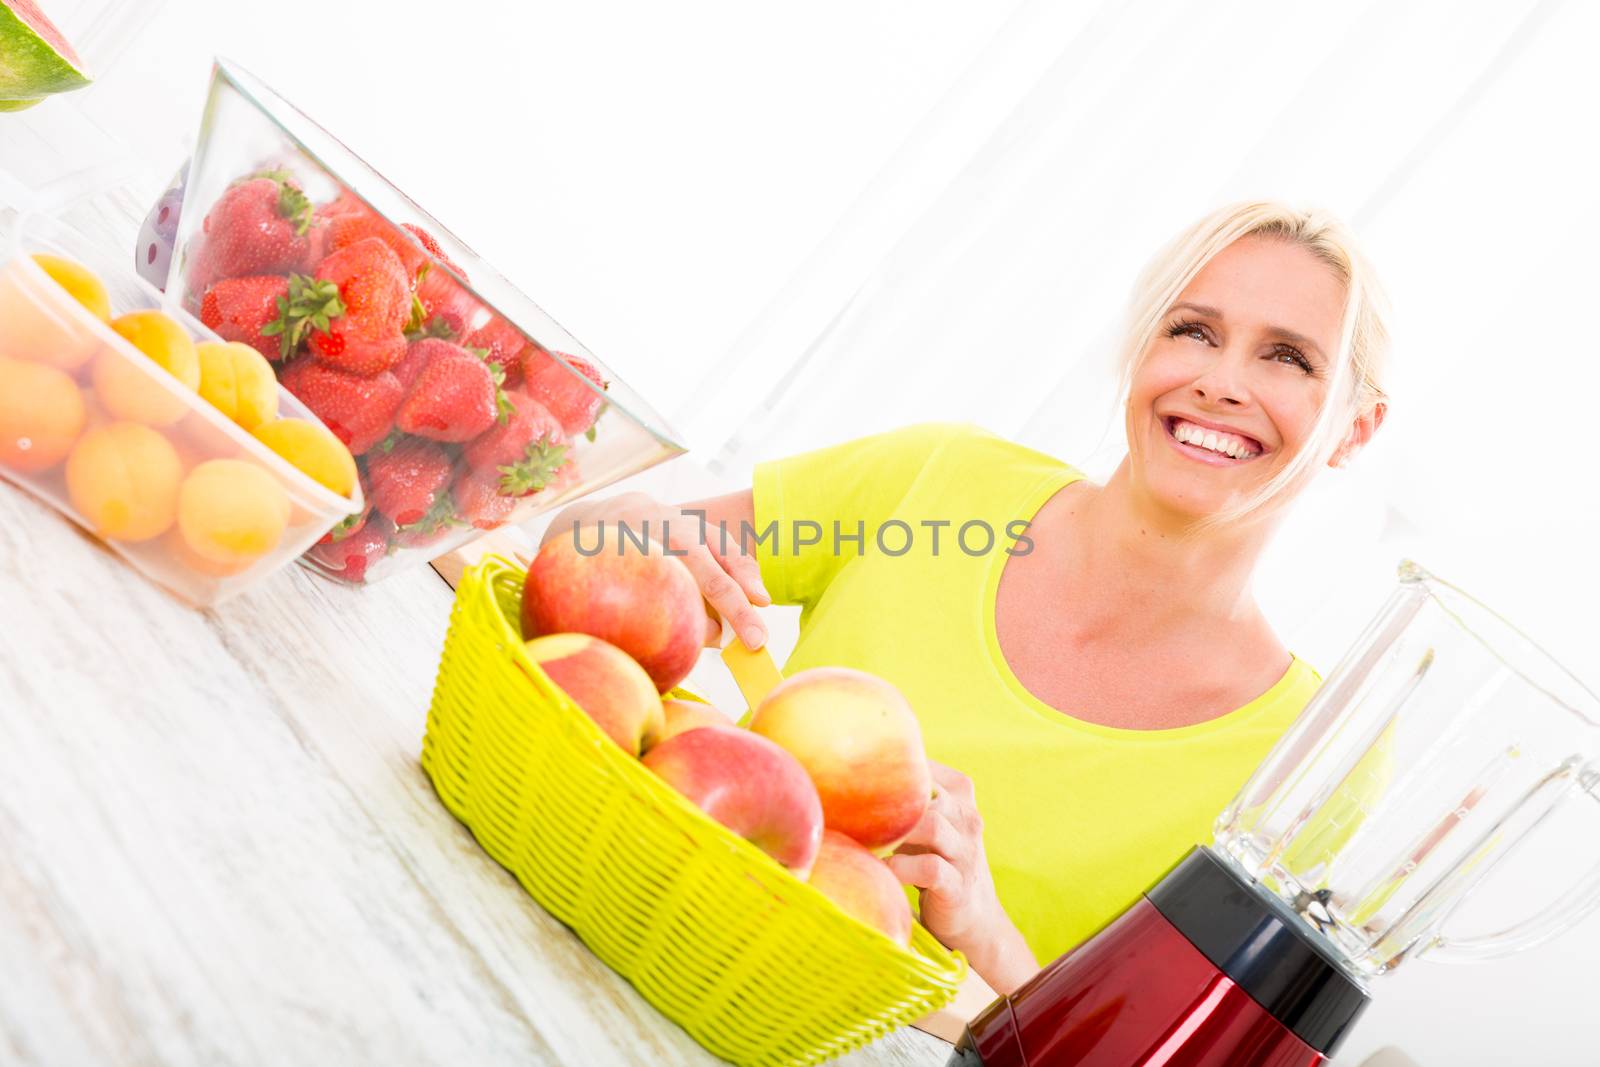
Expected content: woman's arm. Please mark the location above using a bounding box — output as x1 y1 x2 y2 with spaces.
889 762 1041 995
540 489 769 648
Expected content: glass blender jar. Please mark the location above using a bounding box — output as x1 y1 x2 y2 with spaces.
953 561 1600 1066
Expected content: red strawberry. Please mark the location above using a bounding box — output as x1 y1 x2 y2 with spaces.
190 176 316 289
462 390 568 494
326 210 427 279
200 275 291 361
451 466 519 530
307 516 392 583
391 339 434 391
402 223 468 281
388 492 462 549
415 269 483 340
319 187 367 219
462 315 528 377
308 238 410 375
522 349 608 436
366 438 454 527
396 339 508 442
318 500 374 545
281 359 404 455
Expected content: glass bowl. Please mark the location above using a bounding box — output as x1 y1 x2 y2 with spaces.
165 59 686 584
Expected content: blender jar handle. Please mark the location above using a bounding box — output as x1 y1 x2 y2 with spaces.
1428 769 1600 962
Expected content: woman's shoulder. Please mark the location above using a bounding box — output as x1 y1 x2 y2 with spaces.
894 421 1087 479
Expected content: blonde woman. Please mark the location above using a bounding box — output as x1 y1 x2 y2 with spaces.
545 201 1390 994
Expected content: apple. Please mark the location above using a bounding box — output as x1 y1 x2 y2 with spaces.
748 666 931 852
654 698 730 748
642 725 824 877
522 525 705 693
808 830 913 946
524 633 664 756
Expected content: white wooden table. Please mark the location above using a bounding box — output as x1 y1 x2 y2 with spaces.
0 478 955 1067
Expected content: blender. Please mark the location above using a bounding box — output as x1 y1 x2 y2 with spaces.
950 560 1600 1066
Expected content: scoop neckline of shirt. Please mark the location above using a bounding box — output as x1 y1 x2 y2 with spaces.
979 465 1313 740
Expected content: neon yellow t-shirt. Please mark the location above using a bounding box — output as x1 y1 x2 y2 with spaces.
750 422 1321 965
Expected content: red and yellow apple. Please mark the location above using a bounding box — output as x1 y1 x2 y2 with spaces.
808 829 913 946
748 666 931 852
655 698 730 747
521 527 705 693
642 725 824 877
524 633 664 756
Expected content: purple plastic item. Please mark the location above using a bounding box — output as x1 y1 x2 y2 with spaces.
135 162 188 291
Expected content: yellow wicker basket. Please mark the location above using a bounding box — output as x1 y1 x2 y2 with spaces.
421 555 967 1066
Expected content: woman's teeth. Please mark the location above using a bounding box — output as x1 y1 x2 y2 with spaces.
1170 419 1259 460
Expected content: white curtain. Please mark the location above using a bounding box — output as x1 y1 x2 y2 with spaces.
674 0 1597 679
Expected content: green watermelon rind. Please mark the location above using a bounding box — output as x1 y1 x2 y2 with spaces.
0 0 91 109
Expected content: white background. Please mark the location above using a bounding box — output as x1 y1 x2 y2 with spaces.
7 1 1600 1064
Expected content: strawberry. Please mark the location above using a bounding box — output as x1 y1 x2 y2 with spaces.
414 268 483 340
451 465 519 530
389 492 462 549
307 516 392 583
366 438 454 527
308 238 410 376
326 210 427 279
391 338 435 391
200 275 291 361
395 339 508 442
281 358 404 455
190 175 317 289
402 223 468 281
318 500 374 545
318 187 368 220
522 349 608 437
462 315 528 379
462 390 568 494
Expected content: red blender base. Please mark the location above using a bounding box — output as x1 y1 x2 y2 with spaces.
949 848 1367 1067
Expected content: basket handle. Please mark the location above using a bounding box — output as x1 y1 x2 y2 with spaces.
720 616 784 720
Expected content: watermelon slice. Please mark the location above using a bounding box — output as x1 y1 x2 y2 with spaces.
0 0 90 112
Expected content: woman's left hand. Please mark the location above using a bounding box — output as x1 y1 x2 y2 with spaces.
887 760 1039 993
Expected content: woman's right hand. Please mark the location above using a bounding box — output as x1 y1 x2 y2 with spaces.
540 490 770 649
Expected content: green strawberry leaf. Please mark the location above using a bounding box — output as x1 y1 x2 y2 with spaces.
267 274 347 359
584 424 597 443
498 439 569 497
277 182 316 237
405 294 428 335
375 429 406 455
403 314 455 343
328 508 369 543
395 492 462 535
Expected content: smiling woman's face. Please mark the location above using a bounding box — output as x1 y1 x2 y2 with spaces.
1126 233 1350 524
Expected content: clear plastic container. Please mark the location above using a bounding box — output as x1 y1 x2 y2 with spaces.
0 212 365 606
165 59 686 585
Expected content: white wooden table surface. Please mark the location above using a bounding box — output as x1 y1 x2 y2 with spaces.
0 479 955 1067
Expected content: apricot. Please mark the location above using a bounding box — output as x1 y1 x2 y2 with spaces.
177 459 290 568
0 260 104 371
66 423 182 542
33 254 112 323
97 310 201 425
197 341 279 430
251 417 358 499
0 356 87 472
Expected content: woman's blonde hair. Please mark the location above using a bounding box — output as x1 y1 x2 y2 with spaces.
1116 200 1392 530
